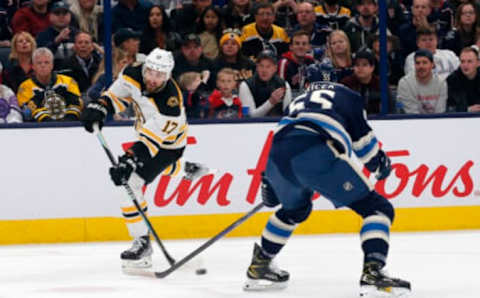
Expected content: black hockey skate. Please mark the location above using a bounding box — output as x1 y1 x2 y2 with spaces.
121 235 153 269
360 262 411 297
243 243 289 291
183 161 209 181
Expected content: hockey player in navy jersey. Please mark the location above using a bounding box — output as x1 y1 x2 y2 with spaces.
243 81 411 297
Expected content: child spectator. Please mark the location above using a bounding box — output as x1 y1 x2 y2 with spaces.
197 6 224 60
178 71 209 119
208 68 243 119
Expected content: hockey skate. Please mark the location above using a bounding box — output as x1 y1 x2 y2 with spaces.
183 161 209 181
243 243 289 291
121 235 153 270
360 262 411 297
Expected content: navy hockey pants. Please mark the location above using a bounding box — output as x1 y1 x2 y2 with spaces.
265 129 372 211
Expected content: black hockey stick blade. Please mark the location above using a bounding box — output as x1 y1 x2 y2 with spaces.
124 202 265 278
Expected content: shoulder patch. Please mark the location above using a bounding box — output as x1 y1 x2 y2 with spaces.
167 96 179 107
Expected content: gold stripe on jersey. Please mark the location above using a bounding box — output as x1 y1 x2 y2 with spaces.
106 90 127 112
140 127 164 146
32 107 49 122
162 159 182 176
139 135 159 156
121 201 148 214
122 74 141 91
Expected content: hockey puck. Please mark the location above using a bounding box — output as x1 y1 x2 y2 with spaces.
195 268 207 275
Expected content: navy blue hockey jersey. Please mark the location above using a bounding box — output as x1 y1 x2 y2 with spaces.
276 82 379 165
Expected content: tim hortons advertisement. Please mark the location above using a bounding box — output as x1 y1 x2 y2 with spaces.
1 118 480 220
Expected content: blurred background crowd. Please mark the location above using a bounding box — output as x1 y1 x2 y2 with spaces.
1 0 480 124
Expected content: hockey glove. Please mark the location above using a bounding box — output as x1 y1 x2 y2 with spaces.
80 100 108 133
374 150 392 180
261 172 280 208
109 154 140 186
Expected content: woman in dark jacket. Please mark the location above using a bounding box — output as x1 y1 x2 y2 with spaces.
139 5 181 54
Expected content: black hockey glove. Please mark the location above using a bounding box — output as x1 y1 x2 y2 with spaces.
374 150 392 180
80 100 108 133
261 172 280 208
109 154 140 186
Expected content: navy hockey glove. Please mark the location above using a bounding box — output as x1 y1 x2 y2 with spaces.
261 173 280 208
374 150 392 180
81 100 108 133
109 154 140 186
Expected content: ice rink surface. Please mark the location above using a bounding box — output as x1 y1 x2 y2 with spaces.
1 230 479 298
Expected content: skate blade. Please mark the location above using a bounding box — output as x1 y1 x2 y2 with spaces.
121 255 152 272
243 277 288 291
360 285 411 298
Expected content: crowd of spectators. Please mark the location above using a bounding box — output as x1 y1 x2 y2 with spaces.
1 0 480 124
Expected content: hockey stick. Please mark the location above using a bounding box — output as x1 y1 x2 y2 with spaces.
124 202 265 278
93 124 176 266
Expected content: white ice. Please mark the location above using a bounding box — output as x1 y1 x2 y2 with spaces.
1 231 479 298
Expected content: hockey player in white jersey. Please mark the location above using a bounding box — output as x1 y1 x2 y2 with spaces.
81 48 207 269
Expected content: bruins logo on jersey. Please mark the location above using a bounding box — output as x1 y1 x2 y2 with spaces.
167 96 179 107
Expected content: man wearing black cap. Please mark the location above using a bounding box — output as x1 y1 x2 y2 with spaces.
397 49 447 114
341 48 392 114
36 0 78 66
239 50 292 117
172 33 214 90
114 28 145 63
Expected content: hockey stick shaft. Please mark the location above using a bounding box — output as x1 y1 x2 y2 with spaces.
150 202 264 278
93 124 176 266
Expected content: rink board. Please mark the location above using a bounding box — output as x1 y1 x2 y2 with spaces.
1 118 480 244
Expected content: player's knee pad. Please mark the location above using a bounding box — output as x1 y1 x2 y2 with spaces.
277 202 313 224
349 191 394 223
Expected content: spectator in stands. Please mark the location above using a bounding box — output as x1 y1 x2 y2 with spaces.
397 49 447 114
0 80 23 123
240 2 290 61
446 46 480 112
174 0 212 35
208 67 243 119
17 47 82 122
36 1 78 67
2 32 36 93
114 28 145 63
344 0 379 52
197 6 224 60
397 0 432 57
59 32 102 94
341 48 392 114
69 0 104 44
314 0 351 30
11 0 50 38
172 33 215 90
443 3 478 55
178 71 209 119
239 50 292 117
404 25 460 81
370 31 404 86
272 0 297 32
278 30 315 96
211 29 255 84
289 1 331 53
429 0 454 42
112 0 152 34
0 6 12 47
87 48 131 104
317 29 354 82
222 0 254 30
139 5 181 55
385 0 407 36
